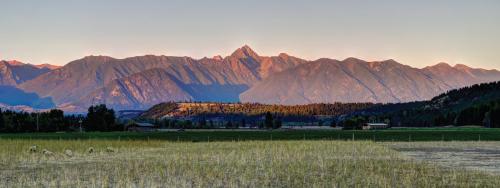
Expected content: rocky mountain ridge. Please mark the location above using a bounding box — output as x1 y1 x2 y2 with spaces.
1 46 499 111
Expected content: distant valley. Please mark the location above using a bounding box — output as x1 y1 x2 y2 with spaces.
1 45 500 112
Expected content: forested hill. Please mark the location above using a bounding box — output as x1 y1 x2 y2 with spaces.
140 102 375 119
428 81 500 111
347 81 500 127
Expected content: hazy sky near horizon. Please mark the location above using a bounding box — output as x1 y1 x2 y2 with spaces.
1 0 499 69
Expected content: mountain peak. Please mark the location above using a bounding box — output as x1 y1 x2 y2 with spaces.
80 55 116 62
454 64 471 70
230 45 259 59
6 60 25 66
278 53 290 58
36 64 61 70
435 62 452 67
382 59 398 63
241 44 253 51
343 57 366 62
425 62 452 70
213 55 223 61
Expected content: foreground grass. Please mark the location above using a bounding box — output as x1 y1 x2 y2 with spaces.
1 128 500 141
0 140 499 187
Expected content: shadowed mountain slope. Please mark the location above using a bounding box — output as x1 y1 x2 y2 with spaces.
0 85 54 109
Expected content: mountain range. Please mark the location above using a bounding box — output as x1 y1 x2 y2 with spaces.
241 58 500 104
0 60 56 86
1 45 500 112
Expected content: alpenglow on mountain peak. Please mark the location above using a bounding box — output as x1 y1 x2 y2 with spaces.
230 45 260 59
1 45 499 112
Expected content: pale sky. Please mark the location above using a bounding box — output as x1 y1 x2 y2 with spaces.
1 0 499 69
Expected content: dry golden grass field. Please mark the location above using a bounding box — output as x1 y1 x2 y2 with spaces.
0 140 499 187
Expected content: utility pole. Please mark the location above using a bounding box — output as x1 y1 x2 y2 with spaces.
36 110 39 132
79 119 83 133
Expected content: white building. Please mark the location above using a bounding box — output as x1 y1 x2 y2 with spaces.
363 123 389 130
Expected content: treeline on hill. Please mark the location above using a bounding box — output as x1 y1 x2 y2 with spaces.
142 102 375 119
435 99 500 128
341 81 500 129
139 102 374 128
149 111 285 130
0 104 120 133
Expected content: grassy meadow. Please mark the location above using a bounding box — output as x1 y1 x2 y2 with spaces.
1 139 500 187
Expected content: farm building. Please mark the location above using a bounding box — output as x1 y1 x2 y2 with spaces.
126 122 157 132
363 123 389 130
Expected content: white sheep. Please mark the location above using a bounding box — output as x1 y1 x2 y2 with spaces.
105 147 115 153
28 145 38 153
87 147 95 154
64 149 73 157
42 149 53 156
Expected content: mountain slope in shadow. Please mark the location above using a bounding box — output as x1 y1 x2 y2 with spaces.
0 86 55 109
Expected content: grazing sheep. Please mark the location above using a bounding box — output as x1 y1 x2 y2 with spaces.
64 149 73 157
105 147 115 153
42 149 53 156
87 147 95 154
29 145 38 153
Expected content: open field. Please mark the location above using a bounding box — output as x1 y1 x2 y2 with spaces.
388 142 500 174
1 128 500 141
1 140 500 187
